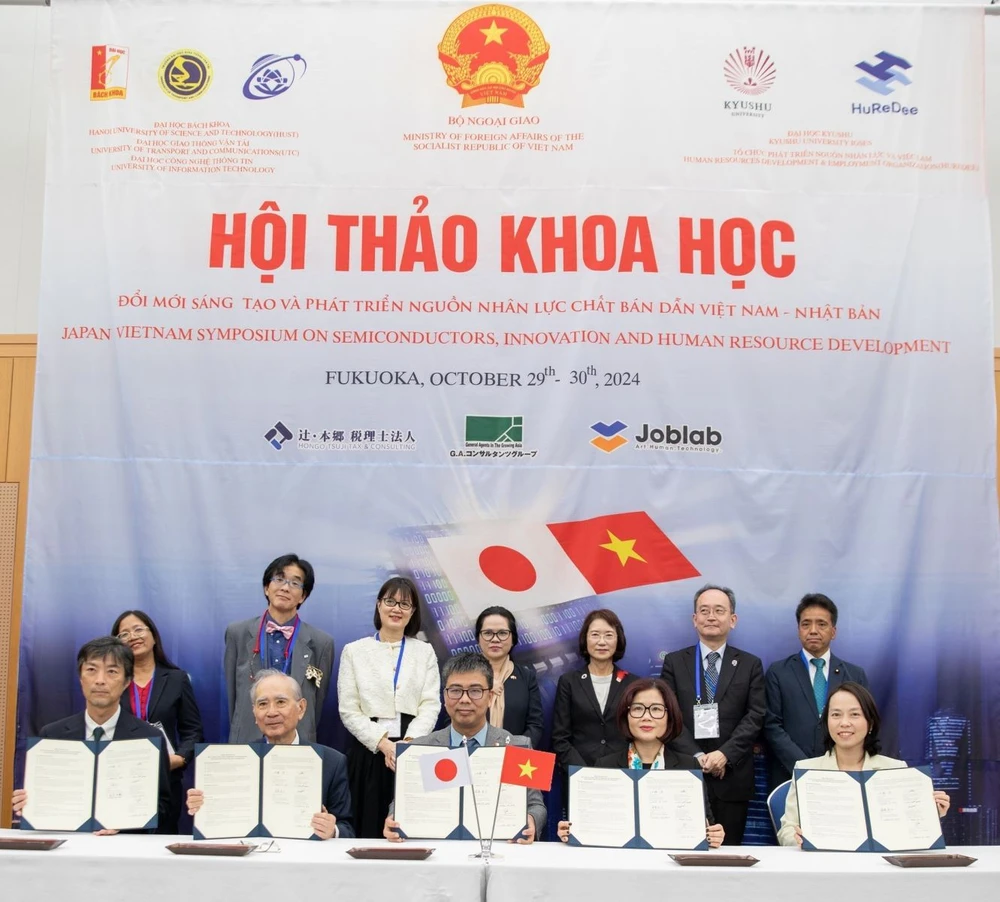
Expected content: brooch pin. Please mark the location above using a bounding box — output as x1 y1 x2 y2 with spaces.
305 664 323 689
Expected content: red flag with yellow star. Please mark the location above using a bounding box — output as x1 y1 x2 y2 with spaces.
547 511 700 594
499 745 555 791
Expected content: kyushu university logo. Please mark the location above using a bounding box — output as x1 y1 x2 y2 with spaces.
90 45 129 101
724 46 776 96
438 4 549 108
243 53 307 100
158 49 213 101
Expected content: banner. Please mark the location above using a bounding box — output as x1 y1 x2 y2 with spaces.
21 0 999 842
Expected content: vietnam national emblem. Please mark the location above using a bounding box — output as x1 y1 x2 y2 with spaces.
438 4 549 108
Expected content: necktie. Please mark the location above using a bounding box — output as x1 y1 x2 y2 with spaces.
465 737 480 753
265 621 295 640
705 651 720 701
92 726 105 742
811 658 827 714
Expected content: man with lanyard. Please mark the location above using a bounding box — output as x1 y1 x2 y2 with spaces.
224 554 335 743
763 592 870 789
660 584 765 845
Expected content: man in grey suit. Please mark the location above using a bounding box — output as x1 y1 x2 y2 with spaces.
384 652 546 843
224 554 335 743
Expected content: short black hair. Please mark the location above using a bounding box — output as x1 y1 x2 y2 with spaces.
616 678 684 745
373 576 423 637
262 553 315 602
475 605 519 647
111 609 178 669
579 608 627 664
442 651 494 689
796 593 838 626
822 681 881 756
693 584 736 614
77 636 134 682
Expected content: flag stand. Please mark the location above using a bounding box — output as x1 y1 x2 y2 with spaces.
465 738 502 860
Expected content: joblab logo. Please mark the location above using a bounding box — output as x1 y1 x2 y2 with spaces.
465 416 522 446
264 421 293 450
634 423 723 453
855 52 911 95
590 421 628 454
243 54 307 100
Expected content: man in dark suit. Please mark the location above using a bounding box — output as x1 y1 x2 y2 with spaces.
224 553 335 743
12 636 171 832
764 593 870 788
660 584 765 845
188 670 354 838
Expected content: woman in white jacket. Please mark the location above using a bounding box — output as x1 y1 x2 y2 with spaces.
338 577 441 837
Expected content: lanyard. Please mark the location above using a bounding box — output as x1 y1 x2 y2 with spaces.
694 650 703 705
375 633 406 692
253 611 301 675
132 671 155 720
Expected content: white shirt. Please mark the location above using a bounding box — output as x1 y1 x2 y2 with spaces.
84 705 121 740
803 648 832 686
699 641 727 675
591 673 612 711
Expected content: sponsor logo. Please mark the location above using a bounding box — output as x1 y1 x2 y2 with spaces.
264 420 293 450
438 4 550 108
450 415 537 458
158 49 213 101
853 51 916 116
590 420 628 454
722 46 775 118
634 423 723 453
296 427 417 452
90 45 129 101
243 53 307 100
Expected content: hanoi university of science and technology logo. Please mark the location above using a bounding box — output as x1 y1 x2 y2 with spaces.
438 4 550 107
90 45 129 101
158 49 213 101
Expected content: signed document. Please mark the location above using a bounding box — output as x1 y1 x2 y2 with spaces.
194 745 261 839
464 747 527 841
636 769 706 849
94 739 160 830
866 768 943 851
796 770 869 851
394 744 462 839
568 768 636 847
261 745 322 840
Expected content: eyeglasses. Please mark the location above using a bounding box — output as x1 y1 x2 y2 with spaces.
628 703 667 719
444 686 487 700
117 626 149 640
241 839 280 853
588 631 616 642
269 575 304 590
479 629 511 641
380 597 413 611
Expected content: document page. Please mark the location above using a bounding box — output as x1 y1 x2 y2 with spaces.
463 747 527 841
22 739 95 831
866 768 943 851
261 745 322 840
194 744 261 839
796 769 869 851
636 769 706 849
394 745 461 839
94 738 160 830
568 768 635 847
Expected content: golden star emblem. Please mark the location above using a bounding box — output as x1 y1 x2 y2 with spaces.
480 19 508 45
518 759 538 779
599 531 647 567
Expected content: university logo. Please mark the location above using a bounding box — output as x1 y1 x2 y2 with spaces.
264 420 293 450
855 51 912 95
590 420 628 454
158 49 213 101
438 4 549 108
723 46 776 96
90 45 129 101
466 415 523 446
243 53 307 100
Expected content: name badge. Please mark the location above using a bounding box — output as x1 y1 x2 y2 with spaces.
693 703 720 739
378 715 402 740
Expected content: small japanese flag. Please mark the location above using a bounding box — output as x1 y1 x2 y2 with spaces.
419 747 473 792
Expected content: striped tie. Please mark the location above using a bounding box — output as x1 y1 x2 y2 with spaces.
705 651 720 701
811 658 827 715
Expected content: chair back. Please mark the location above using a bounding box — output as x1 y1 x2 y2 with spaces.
767 779 793 833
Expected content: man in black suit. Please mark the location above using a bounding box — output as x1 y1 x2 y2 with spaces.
660 585 765 845
764 593 870 788
12 636 171 832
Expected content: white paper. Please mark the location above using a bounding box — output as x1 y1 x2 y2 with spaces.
568 768 636 847
194 745 262 839
93 738 161 830
394 744 461 839
261 745 322 840
866 768 943 851
636 769 706 849
796 769 869 851
463 747 528 841
22 739 95 831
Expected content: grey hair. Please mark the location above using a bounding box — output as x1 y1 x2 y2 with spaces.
441 651 494 689
249 670 304 704
693 584 737 614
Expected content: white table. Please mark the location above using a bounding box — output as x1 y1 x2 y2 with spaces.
485 843 1000 902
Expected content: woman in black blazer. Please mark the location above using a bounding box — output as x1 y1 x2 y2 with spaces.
476 605 543 749
552 608 639 771
112 610 205 834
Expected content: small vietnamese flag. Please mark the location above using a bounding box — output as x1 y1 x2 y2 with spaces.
419 747 473 792
499 746 556 791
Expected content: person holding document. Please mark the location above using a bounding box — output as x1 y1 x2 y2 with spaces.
11 636 170 833
112 609 204 833
777 682 950 847
555 678 724 848
186 670 354 838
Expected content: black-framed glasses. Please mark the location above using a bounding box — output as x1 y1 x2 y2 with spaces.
479 629 511 641
380 597 413 611
444 686 487 700
269 575 304 590
628 703 667 719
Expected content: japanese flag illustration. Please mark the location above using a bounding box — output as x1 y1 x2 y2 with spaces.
419 747 474 792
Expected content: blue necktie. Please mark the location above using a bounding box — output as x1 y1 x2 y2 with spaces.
92 726 106 742
465 737 480 753
705 652 720 702
811 658 827 715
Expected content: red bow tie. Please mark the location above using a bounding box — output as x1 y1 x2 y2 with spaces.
265 621 295 640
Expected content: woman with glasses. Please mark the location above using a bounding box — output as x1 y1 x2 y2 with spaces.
555 678 724 847
111 610 204 833
224 553 335 744
338 576 441 837
475 605 543 749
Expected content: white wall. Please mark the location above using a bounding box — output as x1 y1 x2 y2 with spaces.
1 5 998 339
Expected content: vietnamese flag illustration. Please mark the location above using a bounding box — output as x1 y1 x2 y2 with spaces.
500 746 556 792
426 511 699 617
419 747 473 792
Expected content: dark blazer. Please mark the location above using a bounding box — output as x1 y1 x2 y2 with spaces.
123 666 204 764
497 660 544 750
593 745 714 825
552 668 639 770
660 644 765 801
39 708 172 829
764 650 869 785
316 744 355 838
